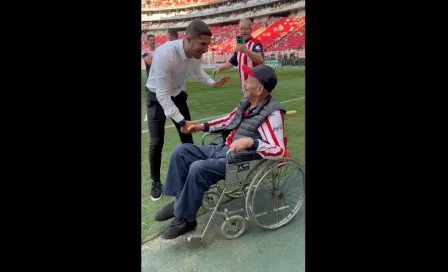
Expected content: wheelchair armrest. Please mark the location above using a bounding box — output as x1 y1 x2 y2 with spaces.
226 150 263 165
201 132 222 146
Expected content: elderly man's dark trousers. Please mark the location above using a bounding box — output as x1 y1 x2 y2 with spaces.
163 143 229 220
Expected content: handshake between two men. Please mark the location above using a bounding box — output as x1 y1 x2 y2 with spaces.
179 120 201 135
179 121 255 153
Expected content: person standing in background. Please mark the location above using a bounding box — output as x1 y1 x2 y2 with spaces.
142 34 156 78
167 29 179 41
212 18 264 93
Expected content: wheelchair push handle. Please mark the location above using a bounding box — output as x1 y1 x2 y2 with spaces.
226 149 232 164
285 110 296 116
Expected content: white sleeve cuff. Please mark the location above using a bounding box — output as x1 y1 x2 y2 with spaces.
207 78 215 88
172 112 185 123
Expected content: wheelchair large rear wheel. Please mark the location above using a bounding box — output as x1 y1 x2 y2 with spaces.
245 158 305 230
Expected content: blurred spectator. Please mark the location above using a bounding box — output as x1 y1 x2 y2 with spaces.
167 29 179 41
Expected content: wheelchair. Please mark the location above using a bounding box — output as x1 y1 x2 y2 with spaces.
184 130 305 242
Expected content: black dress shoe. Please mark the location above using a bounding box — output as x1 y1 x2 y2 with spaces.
154 202 175 222
161 218 197 239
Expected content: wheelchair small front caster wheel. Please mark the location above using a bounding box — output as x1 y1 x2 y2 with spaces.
203 192 220 211
221 215 246 239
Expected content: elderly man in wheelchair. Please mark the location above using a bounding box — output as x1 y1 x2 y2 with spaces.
155 64 305 240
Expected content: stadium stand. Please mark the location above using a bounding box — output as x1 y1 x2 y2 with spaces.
142 0 305 65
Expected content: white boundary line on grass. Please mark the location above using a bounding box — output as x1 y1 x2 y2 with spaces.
141 96 305 133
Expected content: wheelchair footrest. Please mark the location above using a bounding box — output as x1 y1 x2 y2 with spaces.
215 208 245 218
183 233 203 242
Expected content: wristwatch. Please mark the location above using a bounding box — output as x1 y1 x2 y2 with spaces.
178 119 186 128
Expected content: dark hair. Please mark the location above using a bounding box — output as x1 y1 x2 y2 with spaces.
186 20 212 39
146 34 155 40
168 29 178 38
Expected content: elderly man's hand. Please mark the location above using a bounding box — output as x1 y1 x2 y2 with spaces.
229 137 254 152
